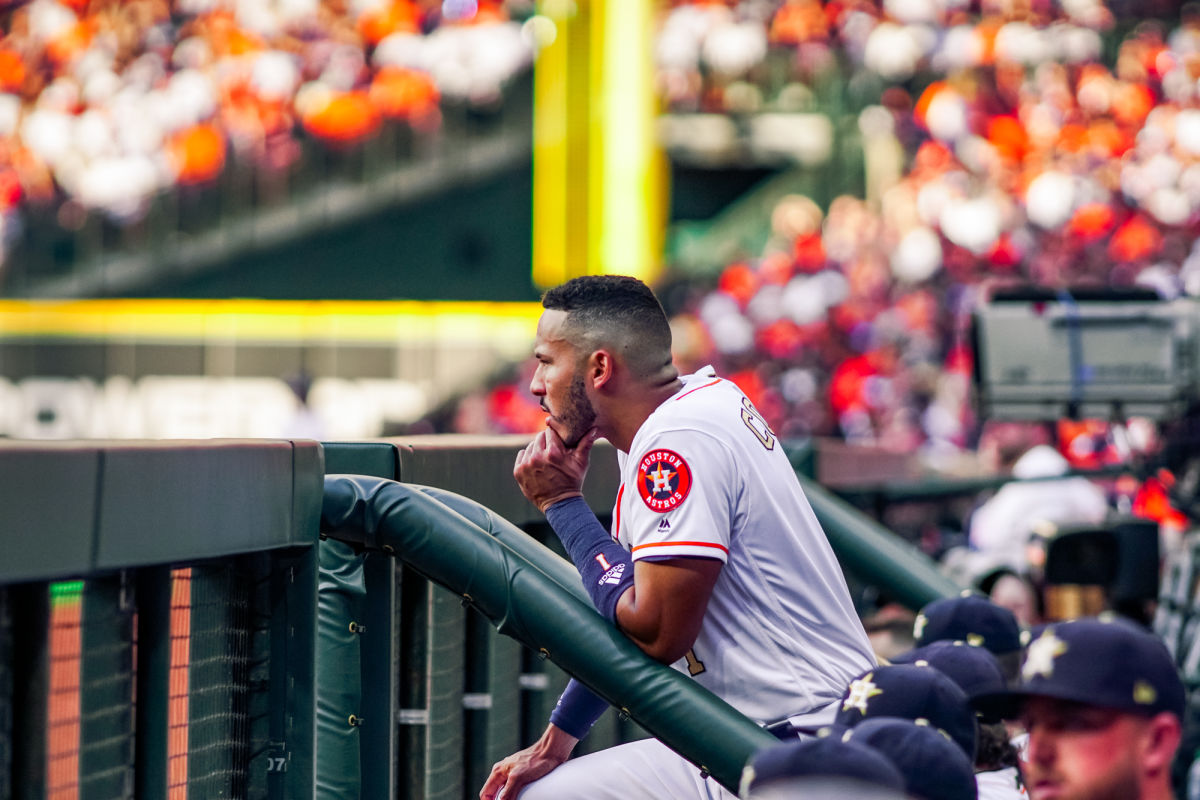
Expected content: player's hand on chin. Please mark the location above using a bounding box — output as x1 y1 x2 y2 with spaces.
514 426 599 513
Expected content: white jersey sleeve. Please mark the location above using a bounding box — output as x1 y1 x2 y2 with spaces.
611 368 876 723
618 426 736 564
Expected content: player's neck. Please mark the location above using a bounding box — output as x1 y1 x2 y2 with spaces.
603 379 682 453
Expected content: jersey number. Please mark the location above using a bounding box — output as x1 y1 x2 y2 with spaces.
740 397 776 451
684 648 706 676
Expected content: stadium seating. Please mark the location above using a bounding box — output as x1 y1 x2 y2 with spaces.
0 0 535 292
469 1 1198 486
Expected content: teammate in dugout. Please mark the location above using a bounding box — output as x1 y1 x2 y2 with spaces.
480 275 876 800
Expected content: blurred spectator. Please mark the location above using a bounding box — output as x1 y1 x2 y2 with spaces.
641 0 1200 486
278 370 325 439
862 602 918 661
979 568 1043 628
968 421 1110 575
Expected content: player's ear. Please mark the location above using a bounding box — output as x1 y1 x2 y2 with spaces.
1142 713 1182 775
589 350 614 389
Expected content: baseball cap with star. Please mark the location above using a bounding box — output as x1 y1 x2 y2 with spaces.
997 614 1184 719
833 664 978 761
914 591 1022 655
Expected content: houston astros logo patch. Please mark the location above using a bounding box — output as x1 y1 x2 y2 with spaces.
636 449 692 512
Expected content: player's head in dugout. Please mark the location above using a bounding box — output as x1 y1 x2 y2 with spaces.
534 275 681 450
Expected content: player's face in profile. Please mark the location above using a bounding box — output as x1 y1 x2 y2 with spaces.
1021 697 1143 800
531 310 597 448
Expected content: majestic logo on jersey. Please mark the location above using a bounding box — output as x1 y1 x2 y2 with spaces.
636 449 692 512
657 518 671 531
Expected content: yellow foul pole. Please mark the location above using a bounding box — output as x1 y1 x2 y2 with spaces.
532 0 666 289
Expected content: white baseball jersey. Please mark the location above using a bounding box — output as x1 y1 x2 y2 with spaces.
976 767 1027 799
612 366 875 722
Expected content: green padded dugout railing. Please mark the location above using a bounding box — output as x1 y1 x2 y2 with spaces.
320 475 779 793
0 439 324 800
798 475 961 610
320 437 635 800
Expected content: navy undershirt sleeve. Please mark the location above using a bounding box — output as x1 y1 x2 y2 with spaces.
544 495 635 622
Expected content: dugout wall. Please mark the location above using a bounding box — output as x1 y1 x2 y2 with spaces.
0 436 958 800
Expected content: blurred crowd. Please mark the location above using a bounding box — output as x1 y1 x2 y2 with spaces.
464 0 1200 484
659 0 1200 465
0 0 535 263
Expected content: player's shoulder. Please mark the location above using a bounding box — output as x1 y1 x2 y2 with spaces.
658 367 742 417
634 373 744 456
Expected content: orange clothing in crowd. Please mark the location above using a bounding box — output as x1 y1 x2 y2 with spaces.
303 91 381 145
168 124 226 185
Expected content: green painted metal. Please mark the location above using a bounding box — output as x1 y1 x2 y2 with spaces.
96 441 321 568
80 574 136 797
0 440 323 800
315 540 366 800
396 567 429 800
426 585 466 800
483 628 523 779
463 611 493 796
321 476 778 792
359 553 397 800
10 584 48 800
321 441 400 800
0 446 98 583
0 588 11 800
134 568 172 800
323 441 402 482
272 547 320 800
391 437 622 530
796 474 962 610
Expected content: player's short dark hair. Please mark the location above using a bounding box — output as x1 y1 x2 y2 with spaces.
542 275 673 377
975 720 1019 771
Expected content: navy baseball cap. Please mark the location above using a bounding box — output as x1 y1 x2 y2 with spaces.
892 640 1017 722
915 592 1022 655
1006 615 1185 720
848 717 978 800
739 736 907 798
833 664 978 760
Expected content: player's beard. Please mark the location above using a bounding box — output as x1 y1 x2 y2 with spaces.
556 373 597 449
1028 772 1140 800
1026 756 1141 800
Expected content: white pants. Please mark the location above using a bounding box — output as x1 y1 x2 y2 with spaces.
516 699 842 800
517 738 737 800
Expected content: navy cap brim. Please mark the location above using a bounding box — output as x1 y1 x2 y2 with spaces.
970 689 1023 721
